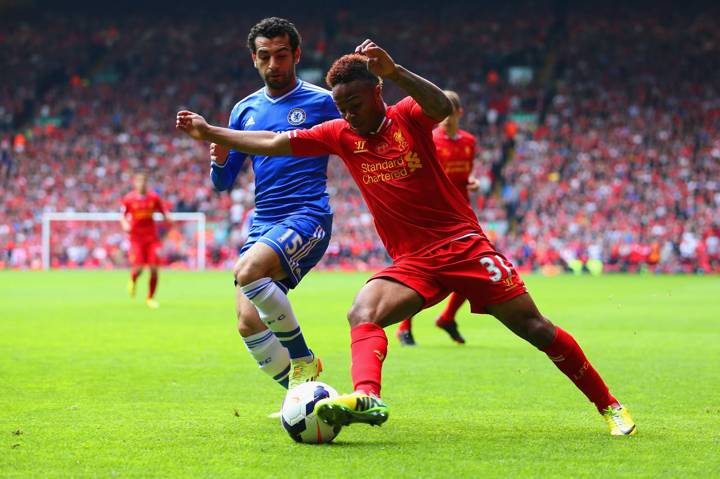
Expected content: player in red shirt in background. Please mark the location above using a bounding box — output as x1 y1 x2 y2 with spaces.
176 40 636 436
396 90 480 346
121 173 170 309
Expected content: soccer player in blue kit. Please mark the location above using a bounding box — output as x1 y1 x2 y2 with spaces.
210 17 340 389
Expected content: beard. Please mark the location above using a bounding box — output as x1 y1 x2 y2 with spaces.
265 72 292 90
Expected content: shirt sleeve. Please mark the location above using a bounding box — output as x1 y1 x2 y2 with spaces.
394 96 440 132
287 120 340 157
211 104 248 191
210 151 245 191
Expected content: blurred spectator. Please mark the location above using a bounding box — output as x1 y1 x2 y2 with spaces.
1 2 717 273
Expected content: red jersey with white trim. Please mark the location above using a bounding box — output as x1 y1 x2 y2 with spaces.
433 127 476 202
288 96 485 260
121 191 166 242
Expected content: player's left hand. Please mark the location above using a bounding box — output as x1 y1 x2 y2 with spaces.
176 111 210 141
355 39 398 78
210 142 229 165
467 176 481 191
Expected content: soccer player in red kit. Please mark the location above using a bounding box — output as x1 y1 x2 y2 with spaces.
121 173 169 309
396 90 480 346
176 40 637 436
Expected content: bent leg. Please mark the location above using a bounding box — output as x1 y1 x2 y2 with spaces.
485 292 555 348
314 278 422 427
487 293 617 412
237 288 290 388
347 278 424 396
234 242 312 360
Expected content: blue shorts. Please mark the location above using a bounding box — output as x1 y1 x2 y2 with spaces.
239 213 332 292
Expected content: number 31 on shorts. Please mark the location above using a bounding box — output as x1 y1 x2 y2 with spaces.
479 255 513 282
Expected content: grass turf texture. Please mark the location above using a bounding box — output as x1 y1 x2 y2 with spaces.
1 271 719 478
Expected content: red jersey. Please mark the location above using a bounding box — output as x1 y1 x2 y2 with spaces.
121 190 166 242
433 127 476 202
288 96 485 260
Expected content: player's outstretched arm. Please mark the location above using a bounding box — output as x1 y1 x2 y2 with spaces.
176 111 292 156
356 39 452 121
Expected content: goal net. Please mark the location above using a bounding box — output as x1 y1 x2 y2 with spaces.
41 212 206 270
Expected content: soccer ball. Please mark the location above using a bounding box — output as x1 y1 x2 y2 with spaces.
281 381 342 444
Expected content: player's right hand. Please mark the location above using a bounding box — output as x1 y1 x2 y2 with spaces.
355 39 397 79
176 110 210 141
210 142 229 165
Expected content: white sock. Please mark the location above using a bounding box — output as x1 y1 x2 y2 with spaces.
242 329 290 388
240 278 312 360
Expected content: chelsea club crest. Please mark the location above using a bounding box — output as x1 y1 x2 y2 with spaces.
287 108 307 126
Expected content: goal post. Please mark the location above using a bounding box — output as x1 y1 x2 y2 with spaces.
41 212 206 271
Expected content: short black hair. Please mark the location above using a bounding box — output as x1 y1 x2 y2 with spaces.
326 54 380 88
247 17 301 54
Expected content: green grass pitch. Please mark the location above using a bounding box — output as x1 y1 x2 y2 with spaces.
1 271 719 478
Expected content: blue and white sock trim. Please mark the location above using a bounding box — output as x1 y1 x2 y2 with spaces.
243 330 274 350
273 365 291 383
240 278 274 301
274 326 303 344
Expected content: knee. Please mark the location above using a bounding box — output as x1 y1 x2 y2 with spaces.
347 302 381 328
525 316 556 348
233 258 264 287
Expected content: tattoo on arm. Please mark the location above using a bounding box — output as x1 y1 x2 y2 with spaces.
386 66 452 121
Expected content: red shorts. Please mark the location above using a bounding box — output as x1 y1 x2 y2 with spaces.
129 239 159 267
370 234 527 314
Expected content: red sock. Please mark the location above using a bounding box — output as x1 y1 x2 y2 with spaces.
397 318 412 332
148 270 158 299
437 293 465 324
350 323 387 397
541 327 617 412
131 269 141 283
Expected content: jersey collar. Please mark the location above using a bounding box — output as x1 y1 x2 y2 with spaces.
263 80 303 104
369 103 392 135
369 117 392 135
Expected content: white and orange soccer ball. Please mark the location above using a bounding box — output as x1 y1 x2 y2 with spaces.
280 381 342 444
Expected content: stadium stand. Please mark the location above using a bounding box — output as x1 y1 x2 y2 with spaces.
1 1 718 273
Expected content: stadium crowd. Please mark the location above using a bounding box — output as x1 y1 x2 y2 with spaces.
1 2 718 273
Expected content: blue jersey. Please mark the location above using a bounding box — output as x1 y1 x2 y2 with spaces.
211 80 340 222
